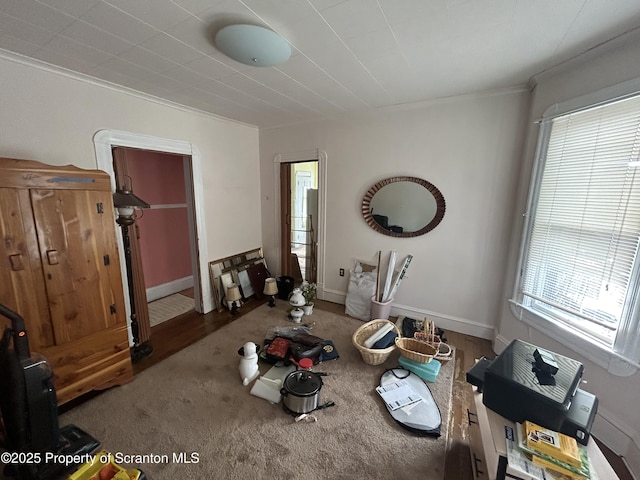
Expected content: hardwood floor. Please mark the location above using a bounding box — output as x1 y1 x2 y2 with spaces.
134 296 633 480
133 292 263 373
443 328 493 480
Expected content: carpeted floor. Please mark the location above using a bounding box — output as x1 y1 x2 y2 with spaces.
148 293 194 327
60 303 455 479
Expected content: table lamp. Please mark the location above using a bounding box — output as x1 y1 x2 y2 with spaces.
263 278 278 307
227 283 242 315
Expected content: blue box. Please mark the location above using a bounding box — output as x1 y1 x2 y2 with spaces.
398 356 441 382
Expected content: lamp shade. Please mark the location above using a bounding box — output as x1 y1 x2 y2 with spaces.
263 278 278 295
113 187 150 226
116 206 135 218
215 24 291 67
226 284 242 302
289 288 305 307
113 189 150 209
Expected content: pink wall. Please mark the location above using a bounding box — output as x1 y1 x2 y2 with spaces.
122 150 192 289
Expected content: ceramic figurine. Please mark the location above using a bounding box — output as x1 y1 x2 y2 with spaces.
238 342 260 386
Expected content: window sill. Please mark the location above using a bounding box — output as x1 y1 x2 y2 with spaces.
509 300 638 377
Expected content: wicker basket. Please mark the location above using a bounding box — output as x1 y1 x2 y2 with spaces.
352 319 400 365
434 341 453 361
409 317 453 362
395 337 439 364
413 319 441 347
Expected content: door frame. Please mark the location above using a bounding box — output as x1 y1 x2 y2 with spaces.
279 162 292 279
94 130 210 341
274 149 327 296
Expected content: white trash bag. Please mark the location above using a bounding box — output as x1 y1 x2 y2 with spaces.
345 261 377 321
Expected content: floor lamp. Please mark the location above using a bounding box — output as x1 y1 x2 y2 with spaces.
113 180 153 363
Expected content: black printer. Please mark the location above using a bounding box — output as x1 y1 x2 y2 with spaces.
467 339 598 445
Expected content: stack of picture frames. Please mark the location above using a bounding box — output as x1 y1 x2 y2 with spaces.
209 247 271 312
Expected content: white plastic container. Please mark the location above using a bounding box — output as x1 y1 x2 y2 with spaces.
370 295 393 320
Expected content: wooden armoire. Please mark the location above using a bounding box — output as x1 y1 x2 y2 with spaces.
0 157 133 405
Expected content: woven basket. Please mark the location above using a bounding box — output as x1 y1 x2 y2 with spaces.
352 319 400 366
395 337 439 364
434 341 453 362
409 317 453 362
413 319 440 347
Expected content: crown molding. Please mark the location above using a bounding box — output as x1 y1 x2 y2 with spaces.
530 25 640 87
0 48 258 130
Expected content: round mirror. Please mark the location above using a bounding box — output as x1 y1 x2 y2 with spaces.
361 176 445 238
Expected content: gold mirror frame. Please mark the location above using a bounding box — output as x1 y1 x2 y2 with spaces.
361 176 446 238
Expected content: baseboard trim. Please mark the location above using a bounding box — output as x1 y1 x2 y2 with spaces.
320 288 495 339
320 288 346 305
146 276 194 302
593 405 640 479
391 302 494 340
493 334 511 352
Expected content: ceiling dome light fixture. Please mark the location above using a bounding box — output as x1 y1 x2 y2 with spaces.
214 24 291 67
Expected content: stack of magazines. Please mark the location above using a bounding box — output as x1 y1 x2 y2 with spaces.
514 421 592 480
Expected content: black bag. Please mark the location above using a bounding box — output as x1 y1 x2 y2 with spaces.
289 342 324 362
401 317 420 338
291 332 325 346
317 340 339 362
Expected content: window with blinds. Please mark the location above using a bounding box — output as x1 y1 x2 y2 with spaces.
519 94 640 348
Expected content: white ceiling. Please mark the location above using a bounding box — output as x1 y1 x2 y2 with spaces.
2 0 640 128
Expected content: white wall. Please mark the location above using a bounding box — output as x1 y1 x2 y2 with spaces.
0 52 262 311
497 29 640 477
260 88 530 339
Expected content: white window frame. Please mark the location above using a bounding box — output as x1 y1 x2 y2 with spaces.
510 78 640 376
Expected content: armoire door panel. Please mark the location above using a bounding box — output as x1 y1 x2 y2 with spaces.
40 323 132 405
0 187 54 348
1 157 132 406
30 188 125 344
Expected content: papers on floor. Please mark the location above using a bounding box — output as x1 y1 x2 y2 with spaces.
375 379 423 411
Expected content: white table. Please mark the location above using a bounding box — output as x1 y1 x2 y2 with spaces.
467 386 619 480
